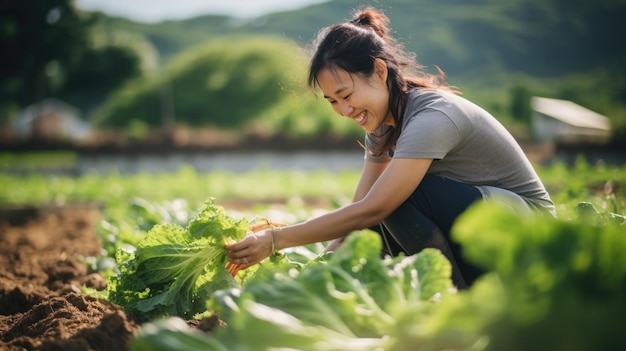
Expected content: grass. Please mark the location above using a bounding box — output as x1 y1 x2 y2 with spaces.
0 154 624 218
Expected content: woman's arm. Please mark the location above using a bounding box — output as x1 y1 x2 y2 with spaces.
279 157 432 246
354 159 389 201
324 159 388 251
226 157 433 268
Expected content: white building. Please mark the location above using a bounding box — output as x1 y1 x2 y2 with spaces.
12 98 91 141
531 97 611 144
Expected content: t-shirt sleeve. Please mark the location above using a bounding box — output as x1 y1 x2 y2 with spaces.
393 109 461 160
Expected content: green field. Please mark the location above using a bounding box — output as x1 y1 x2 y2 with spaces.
1 153 624 214
1 153 625 350
1 152 624 259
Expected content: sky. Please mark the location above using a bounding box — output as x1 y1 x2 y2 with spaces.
74 0 329 22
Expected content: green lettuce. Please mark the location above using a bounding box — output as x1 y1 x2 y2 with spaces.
449 201 626 351
108 199 250 322
132 230 456 350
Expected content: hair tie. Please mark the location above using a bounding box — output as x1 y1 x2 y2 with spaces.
350 17 365 26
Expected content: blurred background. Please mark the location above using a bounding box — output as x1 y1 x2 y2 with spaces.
1 0 625 173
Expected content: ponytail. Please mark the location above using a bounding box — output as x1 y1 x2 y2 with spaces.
349 8 390 42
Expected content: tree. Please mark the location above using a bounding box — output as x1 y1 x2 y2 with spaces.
510 83 532 124
56 41 144 115
0 0 94 119
0 0 145 122
94 36 306 130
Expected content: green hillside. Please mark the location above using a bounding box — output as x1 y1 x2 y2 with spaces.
87 0 625 140
97 0 625 79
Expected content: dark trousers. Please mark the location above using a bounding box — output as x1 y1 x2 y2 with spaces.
370 175 484 289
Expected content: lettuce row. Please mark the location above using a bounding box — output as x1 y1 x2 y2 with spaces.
131 201 626 351
132 230 456 350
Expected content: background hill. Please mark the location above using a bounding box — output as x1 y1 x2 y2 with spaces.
2 0 625 144
97 0 626 78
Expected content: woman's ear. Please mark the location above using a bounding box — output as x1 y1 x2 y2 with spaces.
373 58 388 83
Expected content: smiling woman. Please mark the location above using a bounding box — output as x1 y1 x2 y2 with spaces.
225 7 556 290
74 0 330 21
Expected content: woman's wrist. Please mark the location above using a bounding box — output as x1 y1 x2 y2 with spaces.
270 226 282 255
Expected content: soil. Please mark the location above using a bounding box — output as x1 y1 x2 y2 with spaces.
0 205 139 351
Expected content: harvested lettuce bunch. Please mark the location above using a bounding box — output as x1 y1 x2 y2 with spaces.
108 199 250 322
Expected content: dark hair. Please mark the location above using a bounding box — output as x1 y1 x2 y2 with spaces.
308 8 454 155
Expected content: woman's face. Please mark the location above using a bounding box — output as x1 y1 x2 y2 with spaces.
317 60 394 132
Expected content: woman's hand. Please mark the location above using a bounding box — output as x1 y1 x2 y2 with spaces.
225 229 273 274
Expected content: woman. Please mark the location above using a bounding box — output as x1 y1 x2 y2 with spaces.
226 8 555 288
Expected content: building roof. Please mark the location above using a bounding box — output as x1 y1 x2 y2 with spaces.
531 96 611 131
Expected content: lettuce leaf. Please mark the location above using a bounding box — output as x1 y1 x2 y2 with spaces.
108 199 250 322
131 317 229 351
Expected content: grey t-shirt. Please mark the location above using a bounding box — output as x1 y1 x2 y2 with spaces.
364 88 555 214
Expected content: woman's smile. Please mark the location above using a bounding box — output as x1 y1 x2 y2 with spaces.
355 111 367 125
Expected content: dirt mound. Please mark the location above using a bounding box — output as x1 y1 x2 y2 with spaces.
0 206 139 351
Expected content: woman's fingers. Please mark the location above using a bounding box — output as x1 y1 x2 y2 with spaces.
226 244 252 261
225 245 256 271
226 233 258 252
226 220 284 276
226 233 263 258
225 229 274 270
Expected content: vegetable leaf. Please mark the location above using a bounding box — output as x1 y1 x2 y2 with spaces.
108 199 249 322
